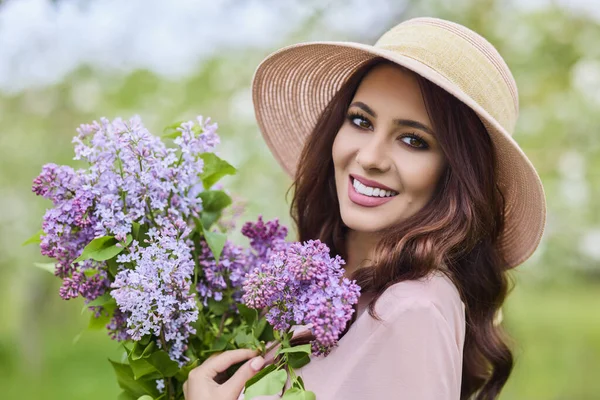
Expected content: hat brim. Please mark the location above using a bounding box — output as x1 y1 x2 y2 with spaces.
251 41 547 269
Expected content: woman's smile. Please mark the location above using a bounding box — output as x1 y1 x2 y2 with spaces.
347 175 397 208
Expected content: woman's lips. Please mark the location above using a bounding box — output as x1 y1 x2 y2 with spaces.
347 176 396 208
350 174 396 192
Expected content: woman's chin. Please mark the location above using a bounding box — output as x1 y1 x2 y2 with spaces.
340 212 394 234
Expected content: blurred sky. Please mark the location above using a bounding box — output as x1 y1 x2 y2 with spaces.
0 0 597 94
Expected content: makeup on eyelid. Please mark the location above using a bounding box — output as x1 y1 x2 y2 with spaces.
346 111 430 150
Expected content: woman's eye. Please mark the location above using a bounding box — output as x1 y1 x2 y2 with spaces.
400 135 428 149
348 114 371 129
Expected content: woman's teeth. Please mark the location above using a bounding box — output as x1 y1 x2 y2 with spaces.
352 178 397 197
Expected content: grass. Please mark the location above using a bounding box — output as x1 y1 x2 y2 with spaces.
501 277 600 399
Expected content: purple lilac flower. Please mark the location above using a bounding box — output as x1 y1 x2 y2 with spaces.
196 240 250 306
32 115 220 306
242 239 361 356
110 220 198 363
241 216 288 268
156 379 165 394
107 307 131 342
59 269 110 300
70 115 218 240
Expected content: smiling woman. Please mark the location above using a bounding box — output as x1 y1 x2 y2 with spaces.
184 16 547 400
333 64 447 234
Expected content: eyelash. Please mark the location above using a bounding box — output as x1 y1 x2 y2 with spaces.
346 111 430 150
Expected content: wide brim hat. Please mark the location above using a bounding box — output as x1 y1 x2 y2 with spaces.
251 17 546 269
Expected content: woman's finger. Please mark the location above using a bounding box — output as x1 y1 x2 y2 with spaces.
200 348 259 378
183 380 188 399
222 356 265 397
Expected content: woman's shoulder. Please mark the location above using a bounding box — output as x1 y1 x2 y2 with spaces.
372 270 466 328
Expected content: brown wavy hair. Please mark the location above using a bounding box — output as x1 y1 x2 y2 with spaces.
288 58 516 400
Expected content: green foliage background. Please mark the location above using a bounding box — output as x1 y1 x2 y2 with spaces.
1 1 599 399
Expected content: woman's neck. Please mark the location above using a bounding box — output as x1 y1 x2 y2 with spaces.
343 229 380 278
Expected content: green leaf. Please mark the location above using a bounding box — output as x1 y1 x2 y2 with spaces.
130 341 155 361
237 304 258 327
175 359 200 381
234 330 255 347
207 298 229 316
203 229 227 264
117 391 137 400
199 153 236 189
33 262 55 274
74 234 133 263
22 229 44 246
198 190 232 212
88 311 110 330
211 332 234 351
88 301 116 330
287 352 310 369
107 258 120 277
140 341 157 359
133 223 150 242
126 342 166 380
244 368 288 399
109 360 160 398
132 221 141 239
137 396 154 400
83 268 99 277
200 211 221 230
244 364 277 391
281 388 316 400
253 317 267 338
259 322 275 343
82 293 115 314
86 293 114 308
146 350 180 377
129 358 160 381
295 376 306 389
162 121 185 139
276 344 311 356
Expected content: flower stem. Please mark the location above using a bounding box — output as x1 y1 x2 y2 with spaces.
264 340 280 356
145 197 158 226
159 329 175 400
215 312 229 339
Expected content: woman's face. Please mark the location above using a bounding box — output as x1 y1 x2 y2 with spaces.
332 64 447 233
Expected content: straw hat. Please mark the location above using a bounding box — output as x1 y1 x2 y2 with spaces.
251 16 546 269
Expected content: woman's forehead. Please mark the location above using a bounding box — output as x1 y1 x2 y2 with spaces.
351 65 430 123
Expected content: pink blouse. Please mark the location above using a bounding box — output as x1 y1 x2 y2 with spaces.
242 270 466 399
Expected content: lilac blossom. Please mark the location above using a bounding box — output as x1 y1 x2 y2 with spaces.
58 269 110 301
156 379 165 394
241 216 288 268
110 220 198 363
242 239 361 356
32 116 220 299
196 240 250 306
107 308 131 342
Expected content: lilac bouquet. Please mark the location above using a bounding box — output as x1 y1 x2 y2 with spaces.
26 115 360 400
27 115 249 399
239 220 361 399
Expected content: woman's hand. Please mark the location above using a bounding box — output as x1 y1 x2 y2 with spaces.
183 348 266 400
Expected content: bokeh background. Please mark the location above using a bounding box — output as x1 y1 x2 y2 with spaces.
1 0 599 398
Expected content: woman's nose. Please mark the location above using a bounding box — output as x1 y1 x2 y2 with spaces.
355 133 391 172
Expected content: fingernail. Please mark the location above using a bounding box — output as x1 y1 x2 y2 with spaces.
250 356 265 371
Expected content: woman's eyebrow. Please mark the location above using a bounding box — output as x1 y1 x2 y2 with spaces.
349 101 435 137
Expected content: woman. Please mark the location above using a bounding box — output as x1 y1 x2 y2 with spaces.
184 17 546 400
